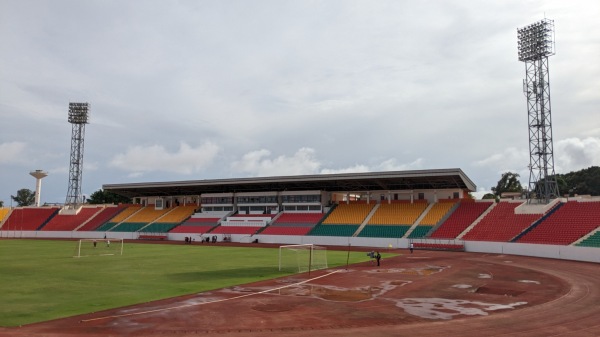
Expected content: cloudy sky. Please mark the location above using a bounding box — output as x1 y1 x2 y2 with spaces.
1 0 599 205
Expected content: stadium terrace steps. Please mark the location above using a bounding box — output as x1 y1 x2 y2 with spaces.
109 222 147 232
169 225 216 234
577 231 600 247
461 202 543 242
4 200 600 248
272 212 325 225
429 201 493 239
357 225 411 238
139 223 179 233
209 226 261 235
109 205 143 222
407 225 433 238
368 202 428 225
155 206 197 223
41 207 104 231
419 200 458 225
516 201 600 245
406 202 458 238
125 206 172 223
260 226 313 235
2 207 60 231
322 203 375 225
0 207 11 224
77 206 127 231
308 224 360 236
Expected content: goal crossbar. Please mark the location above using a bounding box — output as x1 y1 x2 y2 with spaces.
278 244 328 272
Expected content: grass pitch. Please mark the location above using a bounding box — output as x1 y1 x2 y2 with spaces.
0 239 376 327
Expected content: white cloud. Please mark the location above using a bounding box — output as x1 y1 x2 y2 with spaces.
109 142 220 175
473 147 529 174
233 147 426 177
320 158 424 175
232 147 321 177
320 165 370 175
375 158 424 172
555 137 600 173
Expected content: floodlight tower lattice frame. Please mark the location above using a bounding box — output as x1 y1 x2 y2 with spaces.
517 19 559 204
65 102 90 209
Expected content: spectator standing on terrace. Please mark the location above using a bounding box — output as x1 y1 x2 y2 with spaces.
375 251 381 266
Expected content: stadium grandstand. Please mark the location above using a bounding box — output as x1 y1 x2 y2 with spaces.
0 168 598 263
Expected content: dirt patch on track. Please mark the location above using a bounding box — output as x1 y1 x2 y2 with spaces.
2 249 599 337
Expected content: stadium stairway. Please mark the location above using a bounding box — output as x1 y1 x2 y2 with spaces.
511 202 564 242
457 201 497 239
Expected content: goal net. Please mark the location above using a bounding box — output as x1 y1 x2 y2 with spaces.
74 238 123 258
278 244 328 273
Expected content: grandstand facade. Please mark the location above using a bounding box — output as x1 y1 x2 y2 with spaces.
1 168 599 263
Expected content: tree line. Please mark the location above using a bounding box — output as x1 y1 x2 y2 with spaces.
484 166 600 200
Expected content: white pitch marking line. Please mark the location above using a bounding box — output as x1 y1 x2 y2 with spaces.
80 270 341 323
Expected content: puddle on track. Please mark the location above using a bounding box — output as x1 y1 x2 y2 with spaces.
390 298 528 320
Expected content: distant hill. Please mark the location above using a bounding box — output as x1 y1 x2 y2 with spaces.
556 166 600 196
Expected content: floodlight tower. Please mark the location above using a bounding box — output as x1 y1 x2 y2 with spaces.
517 19 559 204
29 169 48 207
65 102 90 209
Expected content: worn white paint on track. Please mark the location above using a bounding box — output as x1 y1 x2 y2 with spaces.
80 269 341 323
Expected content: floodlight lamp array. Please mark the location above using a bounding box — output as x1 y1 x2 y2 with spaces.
517 19 555 62
68 102 90 124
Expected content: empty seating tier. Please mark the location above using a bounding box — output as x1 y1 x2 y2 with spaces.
308 224 360 236
260 226 313 235
408 225 433 238
77 206 127 231
157 206 197 223
419 201 456 225
126 207 172 223
368 202 428 225
169 225 216 234
517 201 600 245
429 201 492 239
272 212 324 225
139 223 179 233
0 208 11 223
42 207 103 231
2 207 59 231
358 225 411 238
108 205 143 222
577 231 600 248
95 222 119 232
462 202 542 242
209 226 261 235
109 222 147 232
322 203 375 225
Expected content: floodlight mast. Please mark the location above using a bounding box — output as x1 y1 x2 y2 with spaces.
517 19 559 204
65 102 90 209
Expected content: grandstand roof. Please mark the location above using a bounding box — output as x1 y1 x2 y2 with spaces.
103 168 476 198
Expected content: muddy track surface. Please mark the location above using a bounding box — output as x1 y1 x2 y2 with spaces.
2 250 599 337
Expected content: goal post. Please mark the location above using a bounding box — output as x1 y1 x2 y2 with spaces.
74 238 123 258
278 244 328 273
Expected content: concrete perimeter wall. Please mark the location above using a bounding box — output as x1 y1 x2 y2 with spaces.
2 230 598 264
